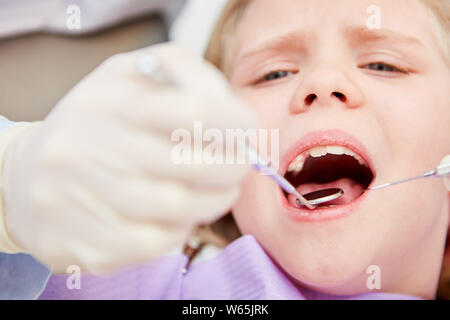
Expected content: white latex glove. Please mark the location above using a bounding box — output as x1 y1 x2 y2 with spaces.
1 42 256 273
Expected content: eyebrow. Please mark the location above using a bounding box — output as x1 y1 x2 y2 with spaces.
236 30 310 63
236 25 426 63
345 26 426 49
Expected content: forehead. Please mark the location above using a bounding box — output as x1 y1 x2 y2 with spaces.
233 0 440 57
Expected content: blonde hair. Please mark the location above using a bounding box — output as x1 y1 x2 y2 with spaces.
205 0 450 71
422 0 450 63
195 0 450 299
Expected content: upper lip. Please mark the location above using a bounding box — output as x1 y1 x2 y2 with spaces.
280 128 376 177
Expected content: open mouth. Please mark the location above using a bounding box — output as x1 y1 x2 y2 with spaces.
283 145 375 209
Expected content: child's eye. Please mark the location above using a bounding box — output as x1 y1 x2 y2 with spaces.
255 70 296 84
361 62 407 74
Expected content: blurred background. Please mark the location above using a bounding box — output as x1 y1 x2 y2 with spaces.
0 0 226 121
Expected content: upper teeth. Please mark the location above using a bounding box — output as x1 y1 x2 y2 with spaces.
287 145 368 174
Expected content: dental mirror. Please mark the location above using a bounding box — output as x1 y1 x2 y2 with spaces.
296 188 344 207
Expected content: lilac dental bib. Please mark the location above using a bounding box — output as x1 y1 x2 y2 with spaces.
38 235 420 300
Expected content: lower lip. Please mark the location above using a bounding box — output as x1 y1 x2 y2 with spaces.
278 187 370 222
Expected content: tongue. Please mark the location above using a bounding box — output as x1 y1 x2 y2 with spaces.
287 177 365 207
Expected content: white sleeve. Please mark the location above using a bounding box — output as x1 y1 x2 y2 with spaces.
0 117 36 253
0 131 51 296
169 0 228 56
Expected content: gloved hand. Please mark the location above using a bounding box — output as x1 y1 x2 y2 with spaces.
1 42 256 273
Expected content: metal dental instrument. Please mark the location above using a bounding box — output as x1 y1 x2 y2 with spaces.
295 188 344 207
244 147 346 209
368 160 450 191
244 146 316 209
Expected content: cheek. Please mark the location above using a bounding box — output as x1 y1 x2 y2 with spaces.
235 86 294 122
367 77 450 174
232 173 272 235
231 170 286 248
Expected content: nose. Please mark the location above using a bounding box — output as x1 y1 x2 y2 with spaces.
289 64 364 113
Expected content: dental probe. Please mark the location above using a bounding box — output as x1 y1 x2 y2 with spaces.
243 146 317 209
368 155 450 191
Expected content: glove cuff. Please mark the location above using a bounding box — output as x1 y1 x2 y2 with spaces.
0 121 37 253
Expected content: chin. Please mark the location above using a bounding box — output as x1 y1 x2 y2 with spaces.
264 232 377 295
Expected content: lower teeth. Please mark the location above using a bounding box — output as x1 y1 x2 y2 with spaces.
294 201 337 209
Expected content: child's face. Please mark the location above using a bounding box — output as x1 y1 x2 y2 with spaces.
227 0 450 297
